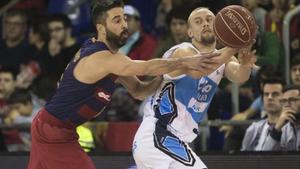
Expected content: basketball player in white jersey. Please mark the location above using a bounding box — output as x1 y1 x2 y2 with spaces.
132 7 256 169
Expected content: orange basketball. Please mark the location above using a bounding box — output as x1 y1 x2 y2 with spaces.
213 5 257 48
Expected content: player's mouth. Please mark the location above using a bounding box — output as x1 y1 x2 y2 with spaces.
121 30 129 38
202 29 212 33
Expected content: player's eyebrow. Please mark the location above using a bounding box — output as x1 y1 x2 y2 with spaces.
112 15 121 21
193 16 203 21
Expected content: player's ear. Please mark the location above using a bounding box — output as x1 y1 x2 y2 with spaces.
187 27 193 38
96 24 106 37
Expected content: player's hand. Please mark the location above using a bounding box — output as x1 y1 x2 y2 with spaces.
275 107 296 130
238 48 257 69
185 52 221 74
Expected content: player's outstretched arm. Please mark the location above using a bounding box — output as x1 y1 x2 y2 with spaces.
103 52 220 77
178 47 239 78
116 76 162 100
224 48 256 83
74 50 219 84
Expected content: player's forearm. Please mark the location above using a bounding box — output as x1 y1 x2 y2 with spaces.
217 47 239 63
138 57 187 76
225 61 251 83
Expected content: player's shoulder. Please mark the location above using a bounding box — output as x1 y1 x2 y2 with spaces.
87 50 121 61
172 43 198 58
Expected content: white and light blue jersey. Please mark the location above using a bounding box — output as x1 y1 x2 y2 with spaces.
148 42 225 142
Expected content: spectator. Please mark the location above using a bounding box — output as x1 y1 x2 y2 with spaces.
0 66 17 119
265 0 288 41
220 65 280 137
0 10 32 70
0 67 18 152
155 0 200 35
290 53 300 85
3 89 35 152
241 0 267 33
25 15 53 85
119 5 157 61
48 13 80 80
263 85 300 151
152 6 190 58
5 89 38 125
241 77 284 151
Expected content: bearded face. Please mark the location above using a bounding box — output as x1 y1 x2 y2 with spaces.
200 31 215 45
105 27 129 48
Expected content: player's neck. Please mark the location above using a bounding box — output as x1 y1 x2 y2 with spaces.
191 39 216 53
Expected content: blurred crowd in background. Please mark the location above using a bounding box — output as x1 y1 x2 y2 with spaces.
0 0 300 153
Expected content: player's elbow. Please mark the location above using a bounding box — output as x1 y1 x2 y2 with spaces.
225 70 250 83
230 74 250 84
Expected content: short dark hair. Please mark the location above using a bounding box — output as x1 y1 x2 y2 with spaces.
30 15 50 42
166 6 190 26
8 89 32 105
91 0 124 26
0 66 18 80
283 84 300 94
262 76 285 89
48 13 72 28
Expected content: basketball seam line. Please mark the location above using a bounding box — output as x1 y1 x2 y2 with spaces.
219 9 251 43
214 21 242 48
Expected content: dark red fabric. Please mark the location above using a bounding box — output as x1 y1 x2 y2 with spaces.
27 109 95 169
127 32 157 61
103 122 139 152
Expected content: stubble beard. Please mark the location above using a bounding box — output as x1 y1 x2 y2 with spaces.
106 28 128 48
200 33 215 45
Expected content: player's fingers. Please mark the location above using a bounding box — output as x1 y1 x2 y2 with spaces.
200 52 221 59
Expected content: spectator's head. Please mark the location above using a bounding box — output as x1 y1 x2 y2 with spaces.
279 85 300 109
48 14 72 44
188 7 215 46
166 6 190 44
4 10 27 44
124 5 140 36
290 53 300 85
262 77 284 115
8 89 32 117
29 15 50 48
0 67 17 99
91 0 128 48
241 0 259 11
256 64 279 94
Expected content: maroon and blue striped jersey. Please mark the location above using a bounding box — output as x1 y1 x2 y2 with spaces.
45 39 117 125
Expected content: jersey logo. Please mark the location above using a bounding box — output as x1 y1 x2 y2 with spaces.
197 78 213 102
98 92 111 101
188 98 207 113
95 88 112 103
